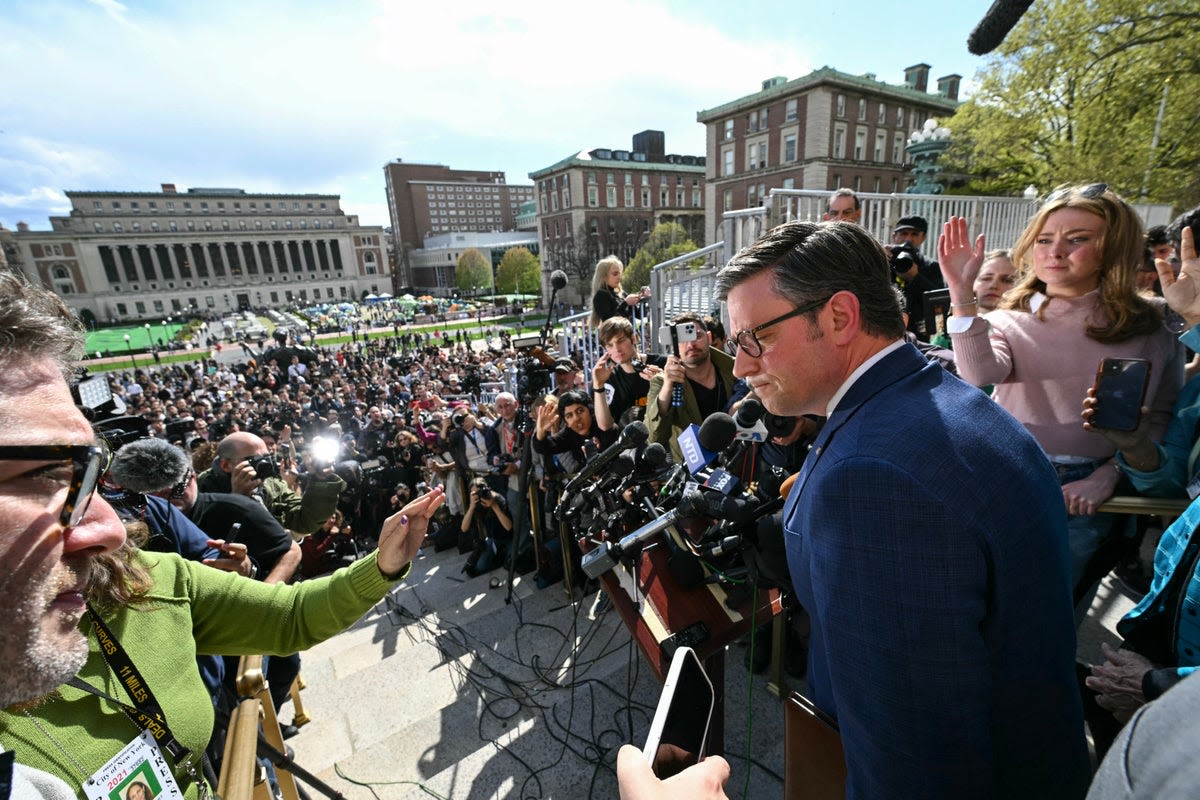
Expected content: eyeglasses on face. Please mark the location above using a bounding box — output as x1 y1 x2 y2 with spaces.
1045 183 1108 204
726 296 831 358
0 442 112 526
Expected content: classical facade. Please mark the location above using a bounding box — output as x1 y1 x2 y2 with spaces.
529 129 706 304
382 161 534 287
697 64 960 242
0 184 389 325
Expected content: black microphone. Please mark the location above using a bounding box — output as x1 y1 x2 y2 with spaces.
698 413 737 453
735 397 766 428
967 0 1035 55
558 420 649 504
550 269 568 291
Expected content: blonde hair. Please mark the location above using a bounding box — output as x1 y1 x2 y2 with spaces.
1003 184 1159 343
589 256 624 327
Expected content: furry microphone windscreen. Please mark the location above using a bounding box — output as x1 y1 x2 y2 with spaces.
109 437 191 494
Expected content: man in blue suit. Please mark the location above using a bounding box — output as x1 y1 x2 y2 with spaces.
715 221 1090 798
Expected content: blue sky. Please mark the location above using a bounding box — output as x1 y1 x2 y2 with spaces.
0 0 995 231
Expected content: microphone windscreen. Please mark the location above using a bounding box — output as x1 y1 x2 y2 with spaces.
967 0 1035 55
697 412 738 452
734 398 765 428
109 438 191 493
640 442 668 470
621 420 650 446
550 270 569 290
611 451 637 478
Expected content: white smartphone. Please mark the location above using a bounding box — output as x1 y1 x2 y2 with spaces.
641 646 715 779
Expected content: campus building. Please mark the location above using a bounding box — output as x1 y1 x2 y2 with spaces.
382 161 535 287
528 129 706 304
697 63 961 242
0 184 389 326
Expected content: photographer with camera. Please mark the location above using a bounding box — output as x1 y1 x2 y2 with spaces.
885 217 938 342
197 430 346 537
460 477 513 579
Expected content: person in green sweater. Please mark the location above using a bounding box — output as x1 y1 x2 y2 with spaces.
0 271 444 800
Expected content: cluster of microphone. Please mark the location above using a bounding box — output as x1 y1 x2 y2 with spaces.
562 403 788 584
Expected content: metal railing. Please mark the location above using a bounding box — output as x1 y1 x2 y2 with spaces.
554 189 1176 381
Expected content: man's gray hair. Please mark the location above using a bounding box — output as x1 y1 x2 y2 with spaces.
110 438 191 493
0 272 84 376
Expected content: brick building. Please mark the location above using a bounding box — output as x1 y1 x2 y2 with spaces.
529 130 706 304
697 64 960 242
382 160 534 287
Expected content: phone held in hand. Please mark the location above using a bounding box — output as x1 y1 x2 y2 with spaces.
642 646 715 779
1090 357 1152 431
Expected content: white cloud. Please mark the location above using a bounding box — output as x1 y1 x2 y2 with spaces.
0 186 69 211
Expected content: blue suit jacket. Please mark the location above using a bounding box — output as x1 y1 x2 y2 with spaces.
784 343 1090 799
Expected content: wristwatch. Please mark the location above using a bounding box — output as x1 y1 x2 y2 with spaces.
592 387 605 395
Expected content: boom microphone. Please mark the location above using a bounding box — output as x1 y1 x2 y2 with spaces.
550 270 569 291
967 0 1035 55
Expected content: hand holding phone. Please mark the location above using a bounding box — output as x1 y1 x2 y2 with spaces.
1088 358 1151 432
642 646 715 779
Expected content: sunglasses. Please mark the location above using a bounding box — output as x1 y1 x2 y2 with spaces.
726 296 832 358
1045 183 1108 204
0 442 112 526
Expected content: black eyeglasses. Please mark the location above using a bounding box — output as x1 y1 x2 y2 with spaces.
726 297 831 358
1045 183 1108 204
0 443 112 526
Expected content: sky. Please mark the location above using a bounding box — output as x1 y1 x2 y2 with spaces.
0 0 996 231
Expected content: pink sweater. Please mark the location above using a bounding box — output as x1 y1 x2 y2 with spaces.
951 292 1183 459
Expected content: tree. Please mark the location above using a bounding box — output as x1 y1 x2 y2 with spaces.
940 0 1200 206
624 222 703 291
495 247 540 296
455 248 492 296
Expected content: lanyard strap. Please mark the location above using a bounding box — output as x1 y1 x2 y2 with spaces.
81 607 191 764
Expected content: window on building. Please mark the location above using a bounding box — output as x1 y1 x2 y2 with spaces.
874 132 886 162
748 143 758 170
168 221 178 232
587 172 596 184
692 189 701 207
854 130 866 160
784 134 797 162
724 119 734 140
857 99 867 121
93 201 102 210
723 148 734 177
723 189 733 211
150 222 159 232
748 185 757 206
836 94 845 118
878 102 887 124
833 174 842 189
896 107 905 126
606 187 616 207
893 133 905 164
113 222 123 232
641 188 650 207
785 98 797 121
853 175 862 192
833 125 846 159
782 177 795 189
587 186 598 207
625 187 634 206
93 222 103 232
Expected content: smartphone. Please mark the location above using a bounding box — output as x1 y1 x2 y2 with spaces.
642 646 715 779
657 321 701 349
1090 358 1151 431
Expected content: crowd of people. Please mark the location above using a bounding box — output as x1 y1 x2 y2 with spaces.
4 185 1200 800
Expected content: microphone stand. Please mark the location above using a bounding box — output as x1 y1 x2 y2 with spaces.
541 283 563 350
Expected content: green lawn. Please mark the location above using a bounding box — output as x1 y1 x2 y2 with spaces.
85 323 185 356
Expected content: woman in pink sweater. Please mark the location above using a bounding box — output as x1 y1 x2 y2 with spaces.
939 184 1183 597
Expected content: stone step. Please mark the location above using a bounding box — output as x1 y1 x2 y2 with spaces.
283 545 792 798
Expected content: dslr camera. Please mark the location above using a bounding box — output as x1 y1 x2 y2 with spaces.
245 454 278 480
887 241 919 276
475 484 494 502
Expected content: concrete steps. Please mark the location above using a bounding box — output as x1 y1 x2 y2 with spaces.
283 545 792 799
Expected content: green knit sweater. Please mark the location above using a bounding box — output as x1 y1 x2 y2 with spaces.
0 549 405 799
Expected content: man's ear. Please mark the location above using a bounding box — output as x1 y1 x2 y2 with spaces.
825 291 862 345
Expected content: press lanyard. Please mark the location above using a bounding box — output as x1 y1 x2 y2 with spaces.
79 606 192 765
